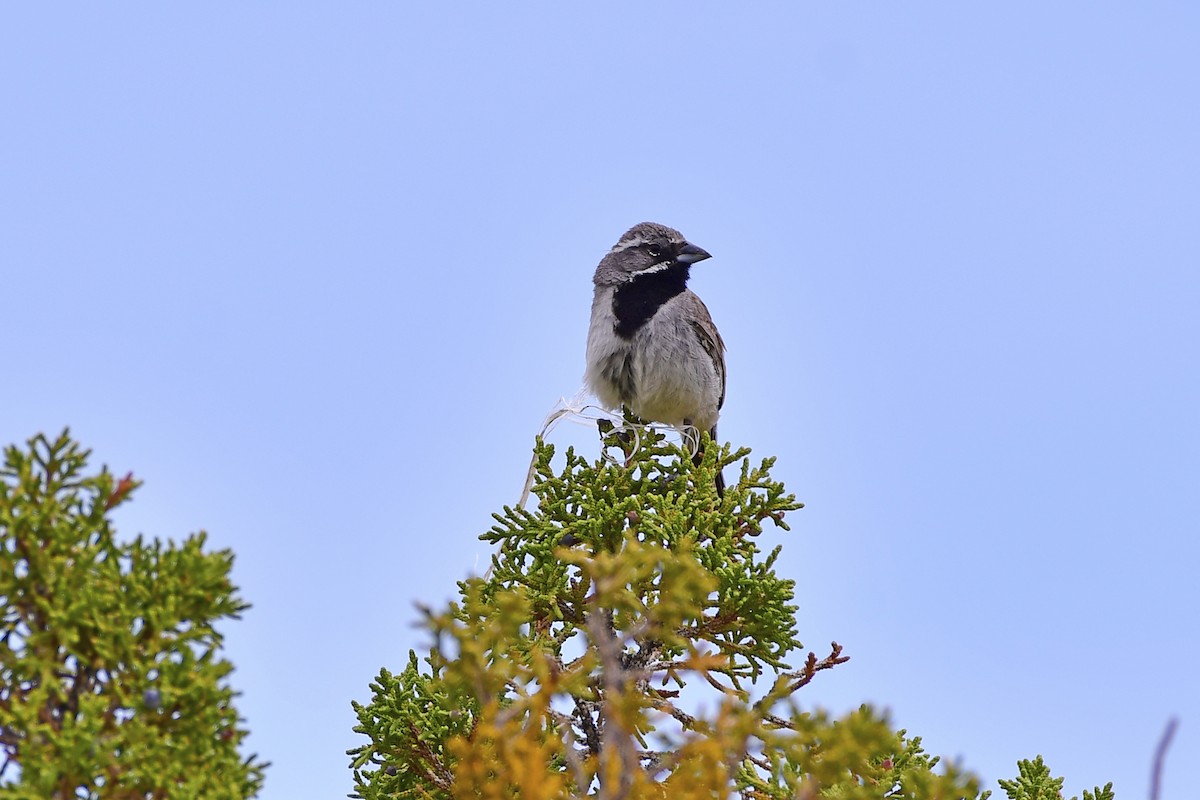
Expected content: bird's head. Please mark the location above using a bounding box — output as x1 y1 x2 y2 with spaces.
593 222 711 285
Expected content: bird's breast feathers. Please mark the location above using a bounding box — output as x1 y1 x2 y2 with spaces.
585 289 724 430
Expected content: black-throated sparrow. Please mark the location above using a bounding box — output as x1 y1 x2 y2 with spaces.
584 222 726 494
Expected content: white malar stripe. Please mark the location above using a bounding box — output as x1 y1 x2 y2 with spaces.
631 260 674 276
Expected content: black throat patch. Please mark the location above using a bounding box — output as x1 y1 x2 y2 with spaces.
611 263 691 339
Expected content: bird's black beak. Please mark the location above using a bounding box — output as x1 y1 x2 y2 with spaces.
676 242 712 265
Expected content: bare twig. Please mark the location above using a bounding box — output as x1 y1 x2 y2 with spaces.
752 642 847 715
622 638 662 673
588 611 640 800
746 750 772 772
760 713 794 730
572 695 602 759
699 669 737 695
1150 716 1179 800
559 713 592 795
639 750 673 776
649 696 698 729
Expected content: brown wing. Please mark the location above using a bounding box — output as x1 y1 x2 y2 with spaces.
687 297 726 411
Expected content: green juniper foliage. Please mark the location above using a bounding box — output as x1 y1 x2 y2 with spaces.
995 757 1114 800
357 423 1100 798
0 431 266 799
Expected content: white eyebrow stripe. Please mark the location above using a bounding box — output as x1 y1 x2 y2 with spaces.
611 235 685 254
611 235 648 253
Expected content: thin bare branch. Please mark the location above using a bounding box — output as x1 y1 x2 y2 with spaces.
572 695 602 759
588 610 640 800
1150 716 1179 800
649 696 698 729
559 713 592 795
753 642 847 714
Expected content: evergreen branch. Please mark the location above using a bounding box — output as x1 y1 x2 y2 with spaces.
347 430 1015 799
405 721 454 793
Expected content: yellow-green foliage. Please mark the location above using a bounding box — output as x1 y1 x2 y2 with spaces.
0 431 266 799
349 425 1107 799
995 757 1113 800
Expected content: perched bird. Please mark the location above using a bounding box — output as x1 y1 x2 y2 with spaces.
584 222 726 493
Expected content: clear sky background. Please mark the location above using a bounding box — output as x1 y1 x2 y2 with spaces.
3 4 1197 799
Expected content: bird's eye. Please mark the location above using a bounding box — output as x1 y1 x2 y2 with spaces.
646 244 662 258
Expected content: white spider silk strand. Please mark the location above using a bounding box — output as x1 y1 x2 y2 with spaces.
518 388 700 507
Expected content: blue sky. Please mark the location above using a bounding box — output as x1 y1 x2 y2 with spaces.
4 4 1197 798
